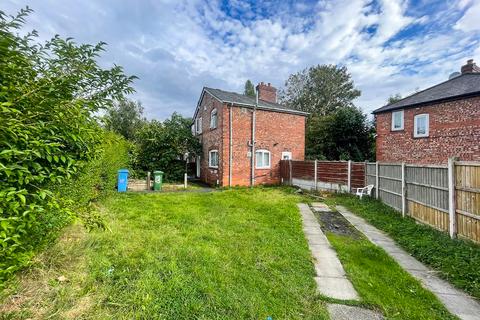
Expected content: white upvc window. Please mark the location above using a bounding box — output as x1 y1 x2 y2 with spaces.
391 110 404 131
414 114 429 138
210 108 217 129
208 150 219 168
195 117 202 134
255 149 271 169
281 151 292 160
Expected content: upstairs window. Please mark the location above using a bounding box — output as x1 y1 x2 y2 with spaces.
210 108 218 129
414 114 429 138
255 149 271 169
391 110 404 131
195 117 202 134
209 150 219 168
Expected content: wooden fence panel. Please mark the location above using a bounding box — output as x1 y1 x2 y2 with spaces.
377 163 402 211
351 163 365 189
366 163 376 186
455 162 480 242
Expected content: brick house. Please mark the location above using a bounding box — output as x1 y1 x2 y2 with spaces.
192 82 307 186
373 59 480 164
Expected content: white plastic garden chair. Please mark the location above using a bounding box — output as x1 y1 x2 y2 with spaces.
355 185 374 199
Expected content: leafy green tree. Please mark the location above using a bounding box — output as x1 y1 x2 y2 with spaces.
244 79 256 97
387 93 402 104
279 64 361 116
0 7 135 281
306 106 375 161
104 100 145 140
133 113 201 181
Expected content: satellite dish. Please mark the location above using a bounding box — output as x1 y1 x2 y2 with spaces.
449 72 461 79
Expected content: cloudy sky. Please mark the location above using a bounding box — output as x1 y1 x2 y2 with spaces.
4 0 480 119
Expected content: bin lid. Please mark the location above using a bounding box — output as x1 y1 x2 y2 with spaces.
118 169 129 173
154 170 164 174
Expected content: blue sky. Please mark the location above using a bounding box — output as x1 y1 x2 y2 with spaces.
4 0 480 119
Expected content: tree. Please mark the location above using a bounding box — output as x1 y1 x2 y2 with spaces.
387 93 402 104
104 100 145 140
306 106 375 161
279 64 361 116
133 113 201 181
244 79 256 97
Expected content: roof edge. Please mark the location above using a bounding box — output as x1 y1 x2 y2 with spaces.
372 90 480 114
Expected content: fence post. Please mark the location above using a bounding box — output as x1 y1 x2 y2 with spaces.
448 157 457 238
375 162 379 199
347 160 352 193
289 160 293 186
147 171 151 190
401 162 406 217
314 160 318 191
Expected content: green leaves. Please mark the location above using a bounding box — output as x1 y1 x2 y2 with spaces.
0 7 135 284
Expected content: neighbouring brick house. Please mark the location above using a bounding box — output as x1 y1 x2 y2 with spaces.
373 59 480 164
192 82 307 186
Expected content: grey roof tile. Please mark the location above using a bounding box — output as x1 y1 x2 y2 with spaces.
204 87 308 116
372 73 480 114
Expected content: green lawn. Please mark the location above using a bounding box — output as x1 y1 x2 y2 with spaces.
1 188 328 319
324 194 480 300
0 188 459 319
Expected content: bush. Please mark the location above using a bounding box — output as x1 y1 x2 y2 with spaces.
0 8 134 284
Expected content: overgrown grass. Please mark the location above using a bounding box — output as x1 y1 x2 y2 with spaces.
324 194 480 299
326 232 456 319
1 188 328 319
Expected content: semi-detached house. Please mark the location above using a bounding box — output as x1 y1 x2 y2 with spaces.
192 82 307 186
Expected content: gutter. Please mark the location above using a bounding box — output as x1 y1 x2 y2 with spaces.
250 90 258 188
229 102 233 187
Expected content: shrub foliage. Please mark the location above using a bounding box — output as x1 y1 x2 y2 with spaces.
0 8 135 282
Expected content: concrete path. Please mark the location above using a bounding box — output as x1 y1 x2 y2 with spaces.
327 304 383 320
336 205 480 320
297 204 359 300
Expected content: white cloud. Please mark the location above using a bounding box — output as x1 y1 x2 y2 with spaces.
455 1 480 32
3 0 480 119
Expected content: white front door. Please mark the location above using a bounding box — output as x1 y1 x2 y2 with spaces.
196 156 201 177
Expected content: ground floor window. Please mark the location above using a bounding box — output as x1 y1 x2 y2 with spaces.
255 149 271 169
209 150 219 168
281 151 292 160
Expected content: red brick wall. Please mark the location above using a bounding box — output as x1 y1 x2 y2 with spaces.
221 106 305 186
376 96 480 164
196 93 224 185
195 92 306 186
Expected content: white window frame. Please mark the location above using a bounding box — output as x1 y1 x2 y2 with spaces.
391 110 404 131
210 108 217 129
208 149 219 168
195 117 202 134
255 149 271 169
281 151 292 160
414 113 429 138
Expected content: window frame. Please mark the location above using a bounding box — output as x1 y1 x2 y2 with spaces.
195 117 202 134
210 108 218 129
391 110 404 131
208 149 219 168
413 113 429 138
255 149 271 169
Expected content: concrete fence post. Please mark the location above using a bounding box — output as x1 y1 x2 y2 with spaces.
375 161 379 199
314 160 318 191
448 157 457 238
401 162 406 217
347 160 352 193
146 171 151 190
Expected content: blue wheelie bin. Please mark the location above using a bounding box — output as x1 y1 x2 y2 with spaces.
117 169 129 192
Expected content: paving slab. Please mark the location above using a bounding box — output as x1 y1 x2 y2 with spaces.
336 205 480 320
327 304 384 320
297 204 359 301
311 202 332 212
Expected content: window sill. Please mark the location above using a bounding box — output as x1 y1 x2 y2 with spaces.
256 167 271 170
390 129 404 132
413 135 429 139
209 166 218 169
